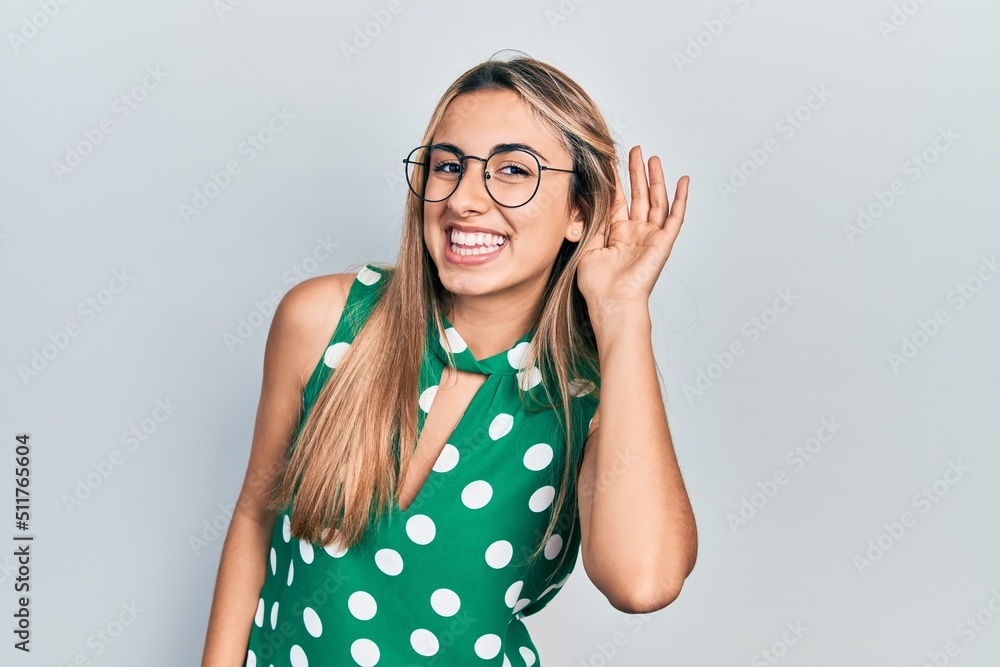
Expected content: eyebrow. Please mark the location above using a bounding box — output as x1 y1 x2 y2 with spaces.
431 141 550 163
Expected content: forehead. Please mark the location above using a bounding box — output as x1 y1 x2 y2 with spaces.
432 89 566 158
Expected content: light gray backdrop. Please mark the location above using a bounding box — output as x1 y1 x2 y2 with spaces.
2 1 998 665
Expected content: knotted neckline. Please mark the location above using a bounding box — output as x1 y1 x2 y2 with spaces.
428 312 537 376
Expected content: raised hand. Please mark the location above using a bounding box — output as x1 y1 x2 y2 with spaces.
576 145 689 310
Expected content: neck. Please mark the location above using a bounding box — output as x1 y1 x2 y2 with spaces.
443 272 549 360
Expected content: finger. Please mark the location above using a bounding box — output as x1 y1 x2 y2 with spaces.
647 155 669 227
582 216 609 252
629 146 650 222
610 154 630 223
663 175 690 240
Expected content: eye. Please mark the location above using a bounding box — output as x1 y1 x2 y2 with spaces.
494 162 532 177
431 160 462 176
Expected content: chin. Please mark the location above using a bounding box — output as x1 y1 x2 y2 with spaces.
437 272 495 296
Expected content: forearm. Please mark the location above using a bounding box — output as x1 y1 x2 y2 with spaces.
588 300 697 603
200 511 273 667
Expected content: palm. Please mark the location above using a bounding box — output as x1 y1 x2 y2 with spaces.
576 146 690 306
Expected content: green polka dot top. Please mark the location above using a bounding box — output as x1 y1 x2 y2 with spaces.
244 263 600 667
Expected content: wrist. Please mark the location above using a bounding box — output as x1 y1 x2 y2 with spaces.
588 298 651 343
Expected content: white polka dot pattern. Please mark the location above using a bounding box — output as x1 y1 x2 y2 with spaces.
374 548 403 575
569 377 596 397
523 443 553 471
432 443 460 472
348 591 377 621
289 644 308 667
442 326 468 353
303 607 323 637
505 580 523 608
485 540 513 569
418 385 438 413
461 480 493 509
544 534 563 560
517 366 542 390
411 628 439 655
405 515 435 545
489 413 514 440
506 341 531 369
323 341 351 369
528 486 556 512
351 638 379 666
475 634 502 659
430 588 461 617
241 264 599 666
299 539 314 564
323 536 348 558
355 266 381 285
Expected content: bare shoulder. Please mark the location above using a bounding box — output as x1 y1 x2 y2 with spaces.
271 272 359 387
234 271 358 526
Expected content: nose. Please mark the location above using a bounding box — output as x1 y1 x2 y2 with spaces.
446 157 492 215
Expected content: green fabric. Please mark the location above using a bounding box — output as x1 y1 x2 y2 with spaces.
244 263 600 667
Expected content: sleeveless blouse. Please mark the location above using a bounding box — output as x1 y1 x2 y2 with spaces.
243 263 600 667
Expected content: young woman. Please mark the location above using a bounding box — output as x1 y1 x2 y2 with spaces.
201 53 696 667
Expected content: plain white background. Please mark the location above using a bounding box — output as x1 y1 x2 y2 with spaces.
2 1 999 665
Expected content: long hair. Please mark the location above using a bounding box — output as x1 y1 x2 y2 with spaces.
267 51 620 572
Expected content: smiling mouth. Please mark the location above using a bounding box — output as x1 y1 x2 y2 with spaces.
446 227 508 256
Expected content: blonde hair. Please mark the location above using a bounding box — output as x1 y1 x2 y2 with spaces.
268 50 620 573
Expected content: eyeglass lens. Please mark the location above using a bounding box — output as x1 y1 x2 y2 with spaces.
405 146 541 207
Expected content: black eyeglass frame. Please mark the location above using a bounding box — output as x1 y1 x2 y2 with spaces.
402 143 577 209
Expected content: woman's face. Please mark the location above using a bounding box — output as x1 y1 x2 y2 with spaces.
422 88 581 301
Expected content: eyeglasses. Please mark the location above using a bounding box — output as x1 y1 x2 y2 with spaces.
402 144 576 208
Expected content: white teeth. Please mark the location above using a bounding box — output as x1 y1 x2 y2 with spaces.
450 242 502 256
449 229 507 248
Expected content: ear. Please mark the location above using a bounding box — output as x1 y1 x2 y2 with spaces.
565 206 584 242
